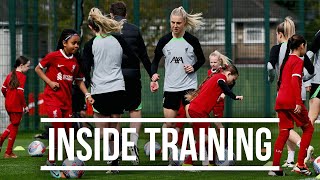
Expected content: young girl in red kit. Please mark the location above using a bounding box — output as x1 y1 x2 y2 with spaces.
207 50 231 119
183 64 243 166
35 29 94 170
269 34 314 176
0 56 30 158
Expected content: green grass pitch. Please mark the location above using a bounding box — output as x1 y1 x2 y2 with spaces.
0 123 319 180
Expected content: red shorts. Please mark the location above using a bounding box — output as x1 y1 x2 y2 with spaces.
277 106 310 129
46 106 73 143
212 99 224 118
46 106 72 118
188 106 208 118
188 108 211 136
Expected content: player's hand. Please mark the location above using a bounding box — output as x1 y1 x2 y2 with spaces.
294 105 301 114
151 73 160 82
80 110 86 118
23 106 29 113
184 64 194 73
306 86 311 92
217 93 226 102
87 96 94 104
49 81 60 91
236 96 243 100
150 81 159 93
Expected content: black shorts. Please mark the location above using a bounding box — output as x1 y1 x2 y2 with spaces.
124 76 142 111
92 90 125 116
72 85 86 113
163 89 194 110
310 83 320 99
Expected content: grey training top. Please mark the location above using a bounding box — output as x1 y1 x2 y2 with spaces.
91 35 124 94
151 32 205 92
82 34 141 95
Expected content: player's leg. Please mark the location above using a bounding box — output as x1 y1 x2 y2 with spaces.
269 110 291 176
45 106 63 165
183 106 210 166
164 108 178 118
283 140 296 167
129 113 142 147
129 110 141 165
106 91 125 173
287 129 314 163
309 97 320 124
212 99 227 165
0 125 11 152
163 91 180 159
176 101 186 147
308 83 320 125
292 107 314 176
213 100 224 118
293 123 314 176
4 113 22 158
127 79 142 165
94 116 109 138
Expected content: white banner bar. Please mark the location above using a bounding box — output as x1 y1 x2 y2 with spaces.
41 165 280 171
41 118 279 123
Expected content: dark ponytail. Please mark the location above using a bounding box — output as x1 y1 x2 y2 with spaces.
277 34 306 89
9 56 29 89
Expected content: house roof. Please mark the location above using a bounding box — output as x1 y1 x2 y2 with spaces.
200 0 296 20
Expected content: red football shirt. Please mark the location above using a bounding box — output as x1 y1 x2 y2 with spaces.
39 50 82 109
189 73 227 117
1 71 27 112
207 68 220 76
208 69 213 76
275 55 304 110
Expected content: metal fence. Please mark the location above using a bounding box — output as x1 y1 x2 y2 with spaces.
0 0 319 131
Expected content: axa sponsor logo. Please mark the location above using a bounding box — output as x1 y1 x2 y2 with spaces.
170 57 184 63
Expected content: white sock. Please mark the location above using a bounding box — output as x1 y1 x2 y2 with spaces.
202 149 209 166
287 151 295 163
296 141 301 148
130 133 139 146
169 147 173 154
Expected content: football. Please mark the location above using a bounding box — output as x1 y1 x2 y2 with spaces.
169 149 185 166
28 140 46 157
313 156 320 175
62 157 85 178
215 148 236 166
144 141 161 156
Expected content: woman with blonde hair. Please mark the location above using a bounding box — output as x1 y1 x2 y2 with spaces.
150 6 205 158
82 7 140 173
267 17 314 169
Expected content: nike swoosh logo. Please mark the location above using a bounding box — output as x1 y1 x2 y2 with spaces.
58 65 64 67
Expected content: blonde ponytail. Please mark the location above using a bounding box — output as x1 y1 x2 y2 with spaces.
283 16 295 39
171 6 204 31
88 7 123 37
276 16 295 40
